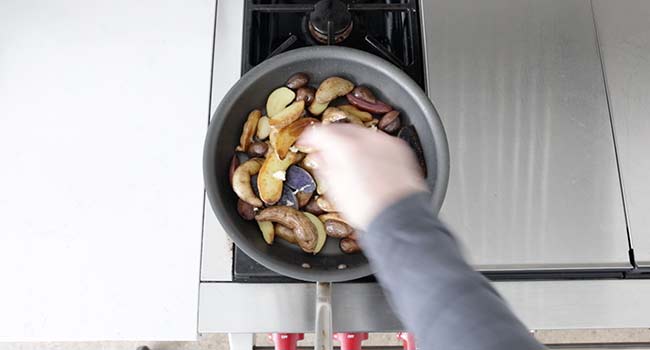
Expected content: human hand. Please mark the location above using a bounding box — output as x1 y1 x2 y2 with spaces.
298 124 427 230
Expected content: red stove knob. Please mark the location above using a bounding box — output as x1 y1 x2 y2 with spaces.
397 332 416 350
334 332 368 350
269 333 304 350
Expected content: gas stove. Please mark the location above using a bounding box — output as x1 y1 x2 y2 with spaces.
199 0 650 338
234 0 426 282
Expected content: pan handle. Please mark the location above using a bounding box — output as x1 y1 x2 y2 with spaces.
314 282 333 350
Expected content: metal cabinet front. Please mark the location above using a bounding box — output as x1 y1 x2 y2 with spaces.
593 0 650 267
421 0 629 270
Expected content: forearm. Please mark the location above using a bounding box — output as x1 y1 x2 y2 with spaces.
361 192 544 350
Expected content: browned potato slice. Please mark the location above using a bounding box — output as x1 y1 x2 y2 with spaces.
257 220 275 244
308 101 329 116
256 116 271 140
338 104 373 122
256 206 317 252
269 100 305 129
236 109 262 152
272 118 319 159
315 77 354 104
232 158 264 207
266 87 295 118
322 107 363 126
316 195 336 212
318 212 348 224
257 151 300 205
364 119 379 128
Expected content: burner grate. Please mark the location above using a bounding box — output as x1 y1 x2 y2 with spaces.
242 0 425 89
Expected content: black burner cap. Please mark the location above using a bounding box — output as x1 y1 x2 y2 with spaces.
309 0 352 36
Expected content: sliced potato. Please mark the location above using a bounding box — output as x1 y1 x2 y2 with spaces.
236 109 262 151
308 101 329 116
318 213 348 224
315 77 354 104
316 195 336 212
338 104 373 122
232 158 264 207
273 118 319 159
322 107 364 126
257 220 275 244
258 151 301 205
304 212 327 255
364 119 379 128
316 174 328 195
266 87 295 118
256 206 317 252
256 116 271 140
269 100 305 129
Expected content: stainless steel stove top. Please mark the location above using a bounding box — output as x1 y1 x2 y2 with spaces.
198 0 650 333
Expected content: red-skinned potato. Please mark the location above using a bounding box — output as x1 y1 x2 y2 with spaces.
295 86 315 106
286 73 309 90
295 190 313 208
236 109 262 151
232 158 264 207
304 212 327 254
257 151 301 205
304 196 326 216
247 141 269 158
256 206 318 253
275 224 298 243
351 86 376 103
346 93 392 114
319 212 355 238
378 110 401 134
324 220 354 238
237 199 257 221
340 238 361 253
229 155 239 185
272 117 319 159
269 100 305 129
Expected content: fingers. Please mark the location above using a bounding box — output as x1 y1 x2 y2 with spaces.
297 124 368 152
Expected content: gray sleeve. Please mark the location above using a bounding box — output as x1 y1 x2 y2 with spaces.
361 192 545 350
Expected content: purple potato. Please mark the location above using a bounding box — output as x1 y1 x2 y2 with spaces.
278 185 299 209
285 165 316 193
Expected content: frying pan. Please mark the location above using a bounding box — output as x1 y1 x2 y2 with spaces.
203 46 448 344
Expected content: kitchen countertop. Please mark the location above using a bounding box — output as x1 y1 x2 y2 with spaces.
0 0 215 341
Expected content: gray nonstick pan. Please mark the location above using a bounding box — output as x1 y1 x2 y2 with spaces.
203 46 448 347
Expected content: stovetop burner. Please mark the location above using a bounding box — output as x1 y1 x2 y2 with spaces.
235 0 425 282
242 0 425 88
308 0 354 44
